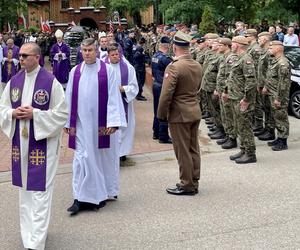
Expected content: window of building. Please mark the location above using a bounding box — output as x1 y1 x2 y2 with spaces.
61 0 70 9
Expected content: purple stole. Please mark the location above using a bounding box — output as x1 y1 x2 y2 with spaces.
104 57 129 120
68 60 110 149
2 46 20 83
10 68 54 191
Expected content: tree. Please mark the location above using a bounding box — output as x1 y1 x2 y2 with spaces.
199 5 217 34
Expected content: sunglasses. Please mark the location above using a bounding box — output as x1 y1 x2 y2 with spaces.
18 53 36 59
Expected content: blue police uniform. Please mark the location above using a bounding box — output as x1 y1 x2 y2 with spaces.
133 45 147 99
151 50 172 142
124 37 134 64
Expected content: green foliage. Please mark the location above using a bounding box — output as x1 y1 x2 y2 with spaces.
110 0 152 15
27 25 39 33
199 5 217 34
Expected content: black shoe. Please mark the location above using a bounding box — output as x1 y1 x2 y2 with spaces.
267 138 279 146
166 186 196 196
176 183 198 194
229 150 245 161
221 138 237 149
159 138 172 144
208 126 218 132
258 129 275 141
120 156 127 162
253 128 265 136
207 124 216 129
202 112 210 119
152 135 159 140
252 125 263 132
95 200 107 209
235 153 257 164
136 95 147 101
67 199 81 215
216 137 228 145
210 131 226 140
272 138 288 151
205 118 214 125
208 128 220 136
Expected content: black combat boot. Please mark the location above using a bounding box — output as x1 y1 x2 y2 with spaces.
208 125 218 132
267 138 279 146
258 129 275 141
207 124 216 129
216 136 228 145
205 117 214 125
271 138 288 151
208 128 220 136
235 153 257 164
252 125 263 132
253 128 265 136
210 130 226 140
221 138 237 149
202 112 210 119
229 150 245 161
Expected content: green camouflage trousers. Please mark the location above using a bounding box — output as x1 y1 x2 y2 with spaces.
233 100 256 153
254 91 275 130
269 95 289 138
220 98 237 139
200 89 208 114
207 92 222 128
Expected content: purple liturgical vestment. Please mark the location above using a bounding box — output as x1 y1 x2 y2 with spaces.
10 68 54 191
50 42 70 84
2 45 20 83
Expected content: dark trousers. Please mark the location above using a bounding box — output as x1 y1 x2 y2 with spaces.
152 82 169 140
135 69 146 96
169 120 201 191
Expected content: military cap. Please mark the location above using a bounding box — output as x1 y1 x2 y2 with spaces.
232 36 249 45
218 38 232 46
160 36 171 44
205 33 219 39
196 37 206 43
269 41 283 46
245 29 257 36
173 31 192 46
192 33 202 39
258 31 271 38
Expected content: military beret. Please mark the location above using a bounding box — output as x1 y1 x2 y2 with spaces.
232 36 249 45
218 38 232 46
245 29 257 36
173 31 192 46
205 33 220 39
258 31 271 38
269 41 283 46
192 33 202 39
160 36 171 44
197 37 206 43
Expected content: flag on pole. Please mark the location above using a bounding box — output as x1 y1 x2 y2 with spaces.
7 22 11 32
118 16 122 31
40 16 51 32
71 21 76 26
109 20 114 33
18 12 27 28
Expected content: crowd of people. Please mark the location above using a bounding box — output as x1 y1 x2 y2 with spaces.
0 19 297 249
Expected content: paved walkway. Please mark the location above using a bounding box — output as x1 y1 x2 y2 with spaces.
0 67 172 172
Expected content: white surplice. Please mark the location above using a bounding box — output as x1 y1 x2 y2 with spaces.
65 58 126 204
0 65 68 250
110 59 138 156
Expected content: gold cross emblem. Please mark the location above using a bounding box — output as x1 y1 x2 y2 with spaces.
29 149 46 166
98 127 106 136
12 146 20 162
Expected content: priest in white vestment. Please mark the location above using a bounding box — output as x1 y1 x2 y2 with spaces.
0 42 68 250
106 44 138 160
64 38 126 215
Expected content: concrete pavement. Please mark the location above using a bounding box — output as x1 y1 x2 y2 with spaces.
1 116 300 249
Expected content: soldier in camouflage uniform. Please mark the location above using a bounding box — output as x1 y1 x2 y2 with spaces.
200 33 219 121
263 41 290 151
227 36 257 164
215 38 238 149
201 38 225 139
256 32 276 140
195 37 207 65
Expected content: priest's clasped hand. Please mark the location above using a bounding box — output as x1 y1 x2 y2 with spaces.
12 106 33 120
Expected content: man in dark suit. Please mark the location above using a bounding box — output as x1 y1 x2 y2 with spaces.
157 31 203 196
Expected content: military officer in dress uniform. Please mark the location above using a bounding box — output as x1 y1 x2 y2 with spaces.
157 31 202 196
151 36 173 143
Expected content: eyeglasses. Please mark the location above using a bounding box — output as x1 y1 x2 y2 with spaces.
18 53 36 59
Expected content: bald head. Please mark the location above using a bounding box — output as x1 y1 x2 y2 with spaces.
21 42 41 55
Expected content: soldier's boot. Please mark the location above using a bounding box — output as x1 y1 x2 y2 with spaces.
258 129 275 141
208 128 220 136
230 150 245 161
208 125 218 132
271 138 288 151
205 117 214 125
252 125 264 132
210 129 226 140
235 152 257 164
253 128 266 136
267 138 279 147
216 136 228 145
221 138 237 149
202 112 210 119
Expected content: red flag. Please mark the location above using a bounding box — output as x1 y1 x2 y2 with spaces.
109 20 114 33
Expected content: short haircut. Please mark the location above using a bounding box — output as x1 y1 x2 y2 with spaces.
81 38 97 48
107 44 119 53
22 42 41 55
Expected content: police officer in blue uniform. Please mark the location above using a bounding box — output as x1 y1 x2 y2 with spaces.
151 36 173 143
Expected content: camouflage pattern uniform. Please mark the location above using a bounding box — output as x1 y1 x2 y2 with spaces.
265 55 290 139
201 52 222 128
227 51 257 154
257 47 275 131
196 47 208 65
218 52 239 140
